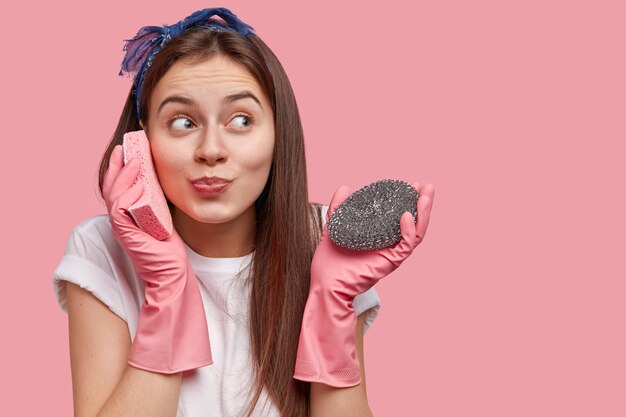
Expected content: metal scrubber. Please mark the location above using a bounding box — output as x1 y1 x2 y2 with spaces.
327 179 419 251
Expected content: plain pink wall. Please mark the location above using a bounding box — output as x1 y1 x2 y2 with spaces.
2 0 624 415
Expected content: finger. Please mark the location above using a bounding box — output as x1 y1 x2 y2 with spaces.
103 145 124 197
415 183 435 244
110 178 145 220
326 185 352 223
108 180 146 243
380 211 416 267
397 211 417 255
109 157 141 204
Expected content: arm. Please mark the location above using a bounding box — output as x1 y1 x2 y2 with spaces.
66 282 182 417
310 314 374 417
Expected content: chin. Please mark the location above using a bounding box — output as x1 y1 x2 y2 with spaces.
189 211 232 225
188 203 239 224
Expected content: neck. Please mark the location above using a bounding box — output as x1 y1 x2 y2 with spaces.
172 205 256 258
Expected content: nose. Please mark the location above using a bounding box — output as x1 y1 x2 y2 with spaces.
194 126 229 165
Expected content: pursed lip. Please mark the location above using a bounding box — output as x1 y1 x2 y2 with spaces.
190 176 232 186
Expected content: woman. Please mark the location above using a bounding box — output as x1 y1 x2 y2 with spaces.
52 7 435 417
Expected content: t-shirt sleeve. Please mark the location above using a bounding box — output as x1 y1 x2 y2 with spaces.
319 204 382 334
52 217 127 323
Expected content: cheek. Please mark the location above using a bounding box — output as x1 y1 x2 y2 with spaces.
239 145 274 186
242 132 275 171
150 142 167 177
149 140 185 187
235 139 274 197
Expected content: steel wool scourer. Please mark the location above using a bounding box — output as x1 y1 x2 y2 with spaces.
327 179 419 251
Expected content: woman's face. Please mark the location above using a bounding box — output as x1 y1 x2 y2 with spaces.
142 55 275 226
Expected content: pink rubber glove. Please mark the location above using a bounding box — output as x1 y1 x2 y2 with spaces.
294 182 434 387
103 144 213 374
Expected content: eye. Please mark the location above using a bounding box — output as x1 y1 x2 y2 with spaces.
168 115 196 131
230 113 255 129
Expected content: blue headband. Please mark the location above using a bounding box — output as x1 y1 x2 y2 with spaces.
118 7 257 121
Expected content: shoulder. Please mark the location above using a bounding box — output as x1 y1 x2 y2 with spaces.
64 214 122 260
53 214 133 320
71 213 114 242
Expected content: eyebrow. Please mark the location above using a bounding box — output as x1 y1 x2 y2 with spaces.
157 91 263 116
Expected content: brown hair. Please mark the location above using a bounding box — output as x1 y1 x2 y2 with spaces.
97 27 324 416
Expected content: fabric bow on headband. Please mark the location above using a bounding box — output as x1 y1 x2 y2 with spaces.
118 7 257 120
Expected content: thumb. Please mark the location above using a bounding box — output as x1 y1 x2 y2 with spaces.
326 185 352 223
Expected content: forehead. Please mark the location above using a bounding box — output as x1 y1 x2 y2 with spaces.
153 55 263 98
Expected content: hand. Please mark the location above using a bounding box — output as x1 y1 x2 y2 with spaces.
102 143 213 374
103 144 188 278
313 181 434 298
294 181 435 387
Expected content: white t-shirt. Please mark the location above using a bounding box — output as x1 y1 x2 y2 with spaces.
52 204 381 417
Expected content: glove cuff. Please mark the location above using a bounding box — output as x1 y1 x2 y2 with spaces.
294 358 361 387
128 266 213 374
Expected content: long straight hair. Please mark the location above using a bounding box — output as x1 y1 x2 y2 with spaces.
97 27 324 417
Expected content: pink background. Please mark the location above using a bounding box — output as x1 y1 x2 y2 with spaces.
2 0 624 415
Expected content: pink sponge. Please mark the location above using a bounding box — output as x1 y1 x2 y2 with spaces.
122 130 173 241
